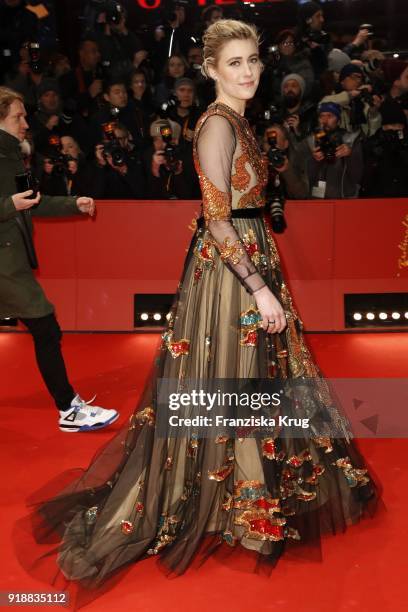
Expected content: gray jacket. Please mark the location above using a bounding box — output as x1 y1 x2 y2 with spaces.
305 130 363 199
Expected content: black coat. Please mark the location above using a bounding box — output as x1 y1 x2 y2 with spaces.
90 101 147 150
0 1 38 73
92 153 146 199
361 129 408 198
0 129 79 318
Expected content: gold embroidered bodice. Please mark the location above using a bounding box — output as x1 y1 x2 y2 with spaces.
193 101 268 221
192 102 268 295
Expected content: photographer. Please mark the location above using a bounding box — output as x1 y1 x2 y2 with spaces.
279 74 316 141
149 1 192 67
90 78 148 150
202 5 223 27
382 59 408 116
153 53 188 108
93 1 142 79
343 25 373 60
40 135 94 197
128 68 156 139
29 79 91 157
164 77 202 144
198 4 223 38
185 44 212 106
94 122 146 199
266 30 314 101
4 41 47 112
146 118 199 199
295 1 332 81
320 63 382 136
306 102 363 199
261 123 309 207
58 37 104 118
361 99 408 198
0 86 118 431
0 0 39 78
186 45 204 75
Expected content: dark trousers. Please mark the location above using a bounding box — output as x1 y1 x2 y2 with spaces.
20 313 75 412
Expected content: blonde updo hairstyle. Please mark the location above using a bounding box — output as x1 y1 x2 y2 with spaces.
201 19 262 80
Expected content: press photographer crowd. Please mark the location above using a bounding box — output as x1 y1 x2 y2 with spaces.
1 0 408 231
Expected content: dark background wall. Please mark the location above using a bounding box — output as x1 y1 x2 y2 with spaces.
51 0 408 61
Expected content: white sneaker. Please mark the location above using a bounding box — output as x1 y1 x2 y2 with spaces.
58 394 119 432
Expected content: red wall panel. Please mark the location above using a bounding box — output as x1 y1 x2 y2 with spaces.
29 199 408 332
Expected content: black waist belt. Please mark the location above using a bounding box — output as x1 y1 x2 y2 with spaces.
196 207 265 229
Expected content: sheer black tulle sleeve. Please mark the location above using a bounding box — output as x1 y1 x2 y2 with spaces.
196 114 266 295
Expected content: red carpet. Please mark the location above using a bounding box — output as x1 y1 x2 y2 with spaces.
1 331 407 611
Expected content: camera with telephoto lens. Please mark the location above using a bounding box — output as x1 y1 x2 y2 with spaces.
47 135 74 176
265 129 287 233
265 168 287 234
267 130 287 169
101 121 127 166
268 192 287 234
90 0 123 24
25 42 43 74
358 88 374 106
159 125 180 172
357 80 386 108
314 128 343 163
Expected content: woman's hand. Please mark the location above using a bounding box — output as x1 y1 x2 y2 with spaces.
254 285 287 334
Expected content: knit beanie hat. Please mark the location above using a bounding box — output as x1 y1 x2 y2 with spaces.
318 102 341 120
328 49 351 74
339 63 363 82
281 73 306 98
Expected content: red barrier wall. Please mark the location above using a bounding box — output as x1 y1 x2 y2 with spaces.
29 199 408 331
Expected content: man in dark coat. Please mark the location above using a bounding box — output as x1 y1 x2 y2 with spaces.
0 86 118 432
361 99 408 197
0 0 39 76
305 102 363 199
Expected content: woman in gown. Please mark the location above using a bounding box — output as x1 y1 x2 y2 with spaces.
21 19 379 604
